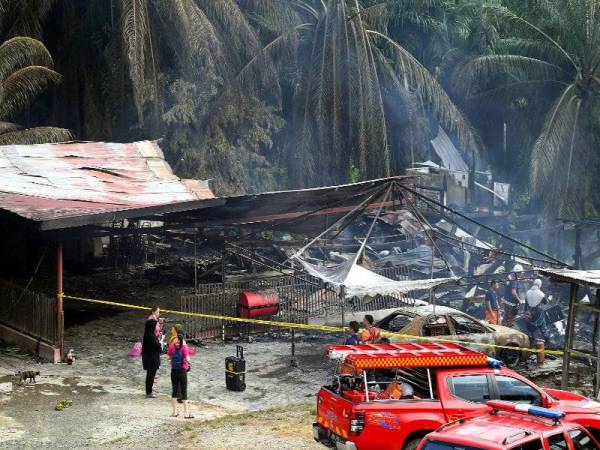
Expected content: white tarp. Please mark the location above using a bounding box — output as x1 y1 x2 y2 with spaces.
296 257 458 298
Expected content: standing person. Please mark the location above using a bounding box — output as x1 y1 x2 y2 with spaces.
525 279 550 343
169 324 182 345
484 280 501 325
169 323 184 403
360 315 381 344
344 321 361 345
503 265 524 327
167 333 193 418
142 318 161 398
147 306 162 338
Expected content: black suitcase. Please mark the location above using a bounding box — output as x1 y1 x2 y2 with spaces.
225 345 246 392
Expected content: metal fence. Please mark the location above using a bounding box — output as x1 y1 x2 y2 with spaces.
0 279 56 344
180 264 424 340
181 273 340 340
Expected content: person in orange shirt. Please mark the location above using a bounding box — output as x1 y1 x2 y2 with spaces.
360 315 381 344
381 381 415 400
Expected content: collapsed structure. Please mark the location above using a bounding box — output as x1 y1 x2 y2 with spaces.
0 140 597 396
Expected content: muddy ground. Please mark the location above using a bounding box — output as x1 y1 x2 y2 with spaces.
0 270 597 449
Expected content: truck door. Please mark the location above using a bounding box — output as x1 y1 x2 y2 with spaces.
316 388 353 441
442 374 493 422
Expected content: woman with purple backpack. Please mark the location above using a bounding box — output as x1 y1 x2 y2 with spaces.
167 332 193 418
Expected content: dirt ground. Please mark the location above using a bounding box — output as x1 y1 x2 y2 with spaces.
0 321 330 449
0 271 597 449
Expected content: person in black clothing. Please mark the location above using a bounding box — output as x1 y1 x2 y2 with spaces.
344 321 361 345
142 318 161 398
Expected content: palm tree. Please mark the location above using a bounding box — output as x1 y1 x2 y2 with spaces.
236 0 478 187
118 0 276 126
455 0 600 219
0 36 71 144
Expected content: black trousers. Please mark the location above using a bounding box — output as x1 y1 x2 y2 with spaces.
145 368 157 395
171 369 188 400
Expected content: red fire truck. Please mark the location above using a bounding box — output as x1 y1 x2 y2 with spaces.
417 400 600 450
313 343 600 450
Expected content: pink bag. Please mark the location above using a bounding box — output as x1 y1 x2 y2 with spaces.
128 341 142 357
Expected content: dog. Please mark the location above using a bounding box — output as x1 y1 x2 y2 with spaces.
15 370 40 384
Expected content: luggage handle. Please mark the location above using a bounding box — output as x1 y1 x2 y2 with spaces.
236 345 244 359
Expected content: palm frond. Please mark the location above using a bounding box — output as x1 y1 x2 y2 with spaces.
482 4 577 70
0 36 54 82
0 126 72 145
530 84 580 217
120 0 152 124
156 0 228 78
4 0 55 39
0 65 61 120
367 29 479 153
453 54 568 97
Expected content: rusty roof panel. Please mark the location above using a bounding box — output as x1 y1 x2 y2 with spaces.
538 268 600 288
0 140 214 227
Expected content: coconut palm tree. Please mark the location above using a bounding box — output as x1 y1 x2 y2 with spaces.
454 0 600 219
235 0 479 187
0 36 71 144
118 0 276 126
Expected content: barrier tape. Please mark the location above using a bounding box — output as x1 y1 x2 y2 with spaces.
61 293 577 358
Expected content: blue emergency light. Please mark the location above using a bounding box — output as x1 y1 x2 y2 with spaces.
514 404 566 420
487 358 504 368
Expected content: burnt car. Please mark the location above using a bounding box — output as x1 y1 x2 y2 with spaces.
375 305 530 366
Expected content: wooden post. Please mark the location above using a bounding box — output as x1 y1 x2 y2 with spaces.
595 289 600 398
56 242 64 362
221 253 226 343
574 225 582 269
340 286 346 328
194 235 198 294
290 328 297 367
561 282 579 389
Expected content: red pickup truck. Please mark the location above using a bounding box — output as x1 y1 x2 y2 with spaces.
313 343 600 450
417 400 600 450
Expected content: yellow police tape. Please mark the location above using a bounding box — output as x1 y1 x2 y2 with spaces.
61 293 574 358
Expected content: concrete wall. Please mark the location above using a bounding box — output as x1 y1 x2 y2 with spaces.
0 322 61 363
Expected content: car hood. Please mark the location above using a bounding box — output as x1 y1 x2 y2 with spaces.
543 388 600 414
487 324 529 344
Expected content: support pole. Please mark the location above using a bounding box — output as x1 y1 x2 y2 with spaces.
595 289 600 399
561 282 578 389
56 242 64 362
194 235 198 294
340 286 346 328
574 225 582 269
221 253 226 343
290 328 298 367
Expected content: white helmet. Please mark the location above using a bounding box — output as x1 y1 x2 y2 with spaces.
512 264 524 272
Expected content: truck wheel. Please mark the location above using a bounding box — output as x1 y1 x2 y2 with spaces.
402 437 422 450
497 344 521 367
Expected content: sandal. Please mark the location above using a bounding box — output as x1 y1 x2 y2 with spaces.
170 413 179 417
184 415 195 419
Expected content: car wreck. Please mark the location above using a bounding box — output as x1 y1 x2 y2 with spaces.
375 305 530 366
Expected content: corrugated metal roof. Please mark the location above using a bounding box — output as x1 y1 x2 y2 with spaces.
430 126 468 172
538 268 600 288
0 140 214 228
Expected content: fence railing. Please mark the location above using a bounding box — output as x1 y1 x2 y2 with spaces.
181 273 340 340
0 279 56 344
180 264 425 340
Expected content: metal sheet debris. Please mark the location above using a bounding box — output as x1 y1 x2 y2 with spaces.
538 268 600 289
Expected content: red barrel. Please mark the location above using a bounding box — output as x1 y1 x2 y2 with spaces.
238 291 279 318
